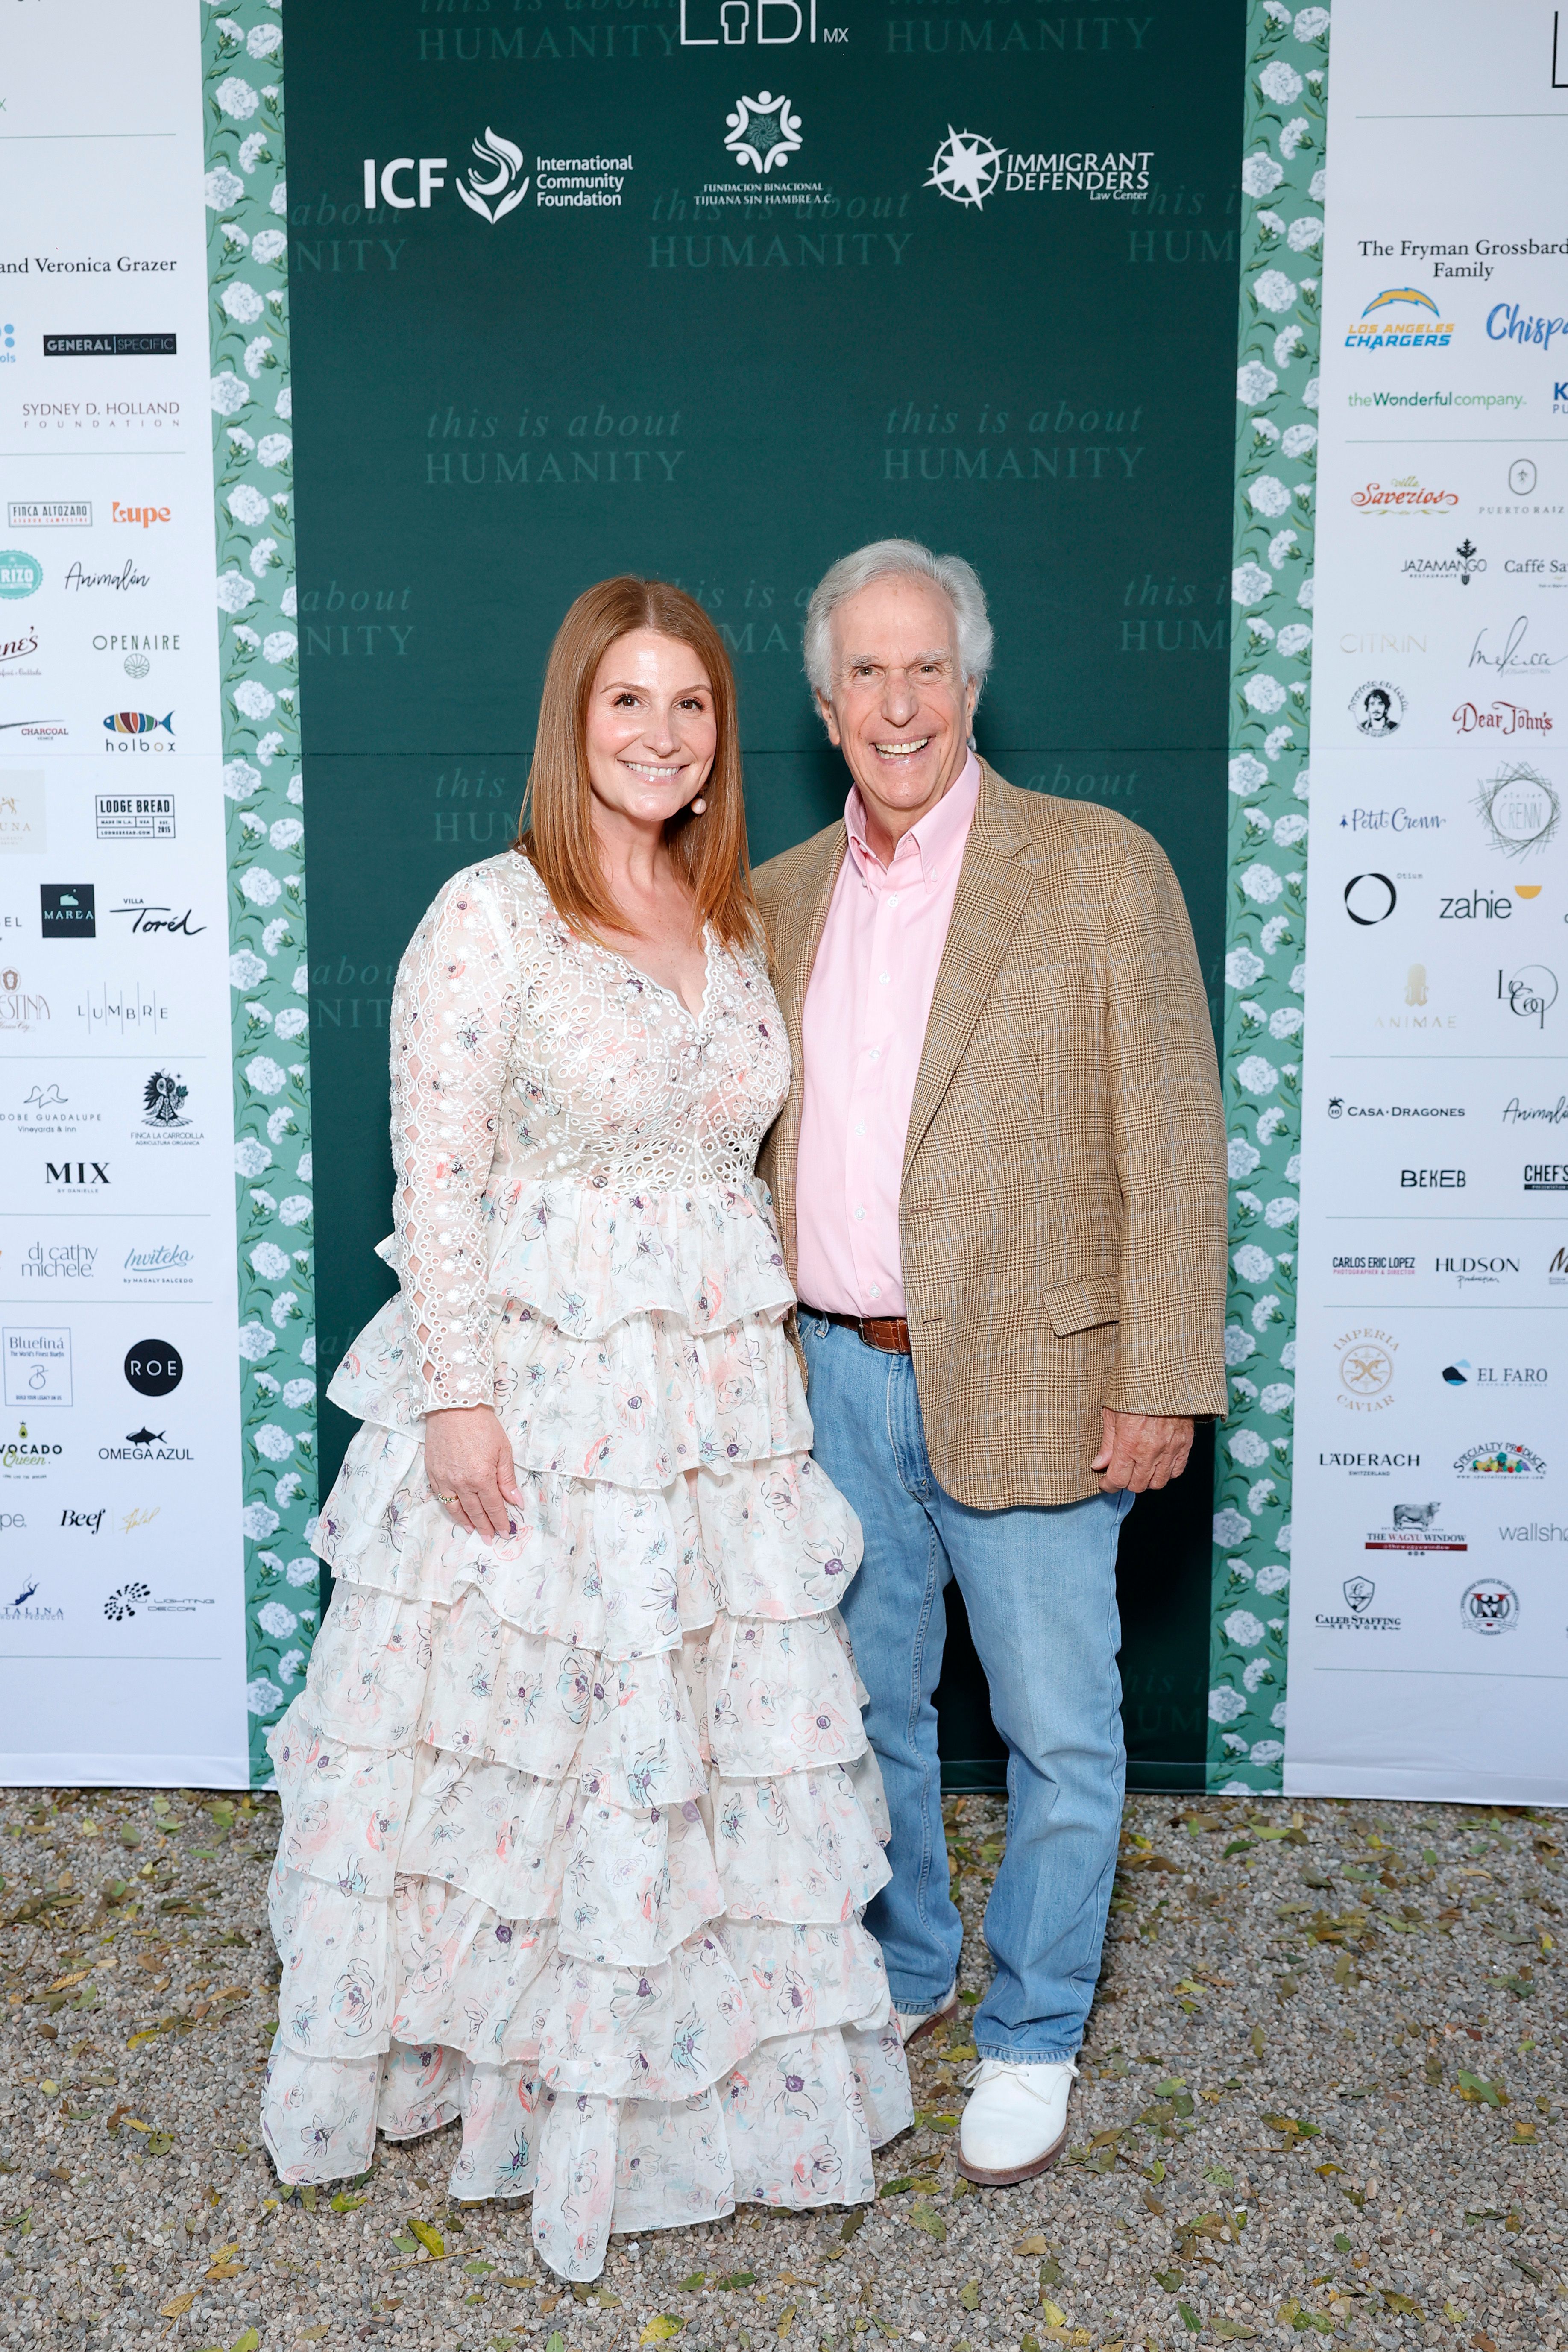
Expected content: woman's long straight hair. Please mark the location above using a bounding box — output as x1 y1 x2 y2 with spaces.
513 575 758 951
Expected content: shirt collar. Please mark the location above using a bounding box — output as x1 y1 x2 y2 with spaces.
843 749 982 890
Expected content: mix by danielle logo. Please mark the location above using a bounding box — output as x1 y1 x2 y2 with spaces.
360 131 632 216
926 130 1151 210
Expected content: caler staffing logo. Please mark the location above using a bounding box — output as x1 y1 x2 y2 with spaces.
1346 287 1454 351
1475 762 1560 858
1315 1575 1402 1633
1454 1440 1546 1479
926 130 1150 209
1461 1578 1519 1635
1365 1502 1466 1555
1334 1326 1397 1413
724 91 803 174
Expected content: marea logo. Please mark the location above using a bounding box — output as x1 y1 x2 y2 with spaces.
926 127 1003 209
1498 963 1559 1028
1350 681 1405 737
40 884 95 939
1346 287 1454 351
0 549 43 599
457 128 530 221
103 1580 151 1623
124 1337 182 1397
724 91 803 175
1453 1440 1546 1479
141 1070 188 1130
1344 871 1397 925
1475 762 1561 857
1461 1577 1519 1636
103 709 173 753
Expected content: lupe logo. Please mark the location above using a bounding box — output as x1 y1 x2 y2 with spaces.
724 91 803 175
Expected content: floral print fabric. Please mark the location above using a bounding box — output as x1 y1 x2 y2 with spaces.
261 855 911 2276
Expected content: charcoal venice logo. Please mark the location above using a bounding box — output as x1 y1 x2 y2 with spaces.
724 91 803 175
1334 1326 1398 1413
1350 680 1405 737
1475 762 1561 858
1460 1577 1519 1635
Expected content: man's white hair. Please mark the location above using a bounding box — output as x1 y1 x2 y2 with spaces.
803 537 994 700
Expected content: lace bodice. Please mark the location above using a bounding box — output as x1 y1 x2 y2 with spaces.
387 853 791 1411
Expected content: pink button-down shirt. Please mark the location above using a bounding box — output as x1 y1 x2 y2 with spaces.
794 752 981 1318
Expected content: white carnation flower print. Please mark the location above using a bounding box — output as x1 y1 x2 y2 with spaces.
241 867 283 906
1289 961 1306 993
1259 60 1304 102
229 950 267 992
238 135 268 174
1228 755 1269 803
1293 4 1330 37
1309 167 1326 203
258 436 292 472
299 1320 315 1350
1247 1476 1278 1514
234 678 276 720
1264 726 1294 762
1301 374 1320 410
217 568 257 613
243 334 274 378
1228 1137 1262 1180
255 1424 295 1463
245 1675 284 1716
246 1054 287 1097
1240 150 1284 199
1258 918 1290 956
1284 1154 1303 1189
1244 673 1287 714
280 582 297 618
1249 1739 1285 1768
1271 1700 1287 1731
271 1289 300 1328
1208 1686 1247 1725
1260 1382 1295 1414
1224 1607 1266 1647
256 1598 297 1639
1280 423 1317 460
1237 1052 1280 1096
285 1556 319 1588
1273 324 1307 366
205 165 246 209
270 820 303 853
222 759 261 803
216 73 260 118
1233 1245 1275 1286
210 369 249 416
235 1136 273 1178
1243 1656 1274 1693
1252 416 1280 447
275 386 293 423
254 730 286 767
1271 814 1308 849
1257 1107 1287 1147
1275 624 1312 659
1286 216 1323 253
290 963 309 996
1277 1523 1293 1555
237 1319 275 1363
1224 1328 1257 1372
1231 565 1272 610
263 630 296 665
228 483 270 527
222 279 265 325
250 228 287 265
1263 1190 1299 1225
1278 116 1311 159
282 1379 314 1412
1297 576 1314 609
1226 949 1265 993
1253 268 1298 314
1251 1293 1282 1331
261 917 290 955
1240 862 1284 906
250 1241 290 1280
278 1647 306 1687
249 536 280 577
242 1503 281 1547
248 20 282 54
1249 474 1291 518
274 1010 308 1044
1237 360 1278 406
270 179 287 216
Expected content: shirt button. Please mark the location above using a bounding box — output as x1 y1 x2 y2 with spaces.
870 1285 881 1299
869 1049 881 1062
854 1207 866 1221
855 1123 866 1137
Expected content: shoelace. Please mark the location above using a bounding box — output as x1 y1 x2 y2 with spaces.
963 2056 1080 2096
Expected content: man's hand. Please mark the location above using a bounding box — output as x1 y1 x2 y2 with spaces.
424 1405 524 1539
1091 1408 1194 1494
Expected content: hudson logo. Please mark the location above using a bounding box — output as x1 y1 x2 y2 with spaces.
1453 1440 1546 1479
1460 1577 1519 1635
1335 1326 1397 1413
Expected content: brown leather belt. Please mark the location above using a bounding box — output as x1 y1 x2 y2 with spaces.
805 1307 912 1356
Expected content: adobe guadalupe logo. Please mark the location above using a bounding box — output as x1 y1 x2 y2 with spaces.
360 131 528 221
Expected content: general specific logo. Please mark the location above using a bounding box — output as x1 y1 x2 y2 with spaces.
457 128 530 221
1365 1502 1465 1555
1350 681 1404 737
1344 871 1397 925
1474 761 1560 857
1453 1440 1546 1479
725 91 803 175
0 549 43 599
1335 1327 1397 1413
1498 963 1558 1028
124 1337 182 1398
1460 1578 1519 1635
1346 287 1453 351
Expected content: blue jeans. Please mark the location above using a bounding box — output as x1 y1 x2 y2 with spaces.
800 1314 1133 2065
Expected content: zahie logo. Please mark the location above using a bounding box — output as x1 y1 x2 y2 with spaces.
141 1070 188 1130
40 884 95 939
1461 1578 1519 1635
124 1338 181 1397
1498 963 1558 1028
725 91 803 175
1351 681 1404 736
1441 888 1513 920
1401 539 1485 585
1475 762 1560 857
0 549 43 599
1347 287 1454 351
1344 872 1397 925
103 709 173 753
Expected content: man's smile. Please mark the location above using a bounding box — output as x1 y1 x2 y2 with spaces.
872 736 932 759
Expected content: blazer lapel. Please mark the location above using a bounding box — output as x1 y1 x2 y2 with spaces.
771 829 848 1279
902 766 1033 1182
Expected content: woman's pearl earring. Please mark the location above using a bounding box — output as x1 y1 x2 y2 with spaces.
690 796 707 814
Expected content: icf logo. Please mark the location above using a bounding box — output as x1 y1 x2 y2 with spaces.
360 131 529 222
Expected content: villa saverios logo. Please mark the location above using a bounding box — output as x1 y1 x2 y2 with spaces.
926 130 1151 211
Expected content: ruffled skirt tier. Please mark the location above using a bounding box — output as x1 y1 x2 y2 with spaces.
261 1181 912 2277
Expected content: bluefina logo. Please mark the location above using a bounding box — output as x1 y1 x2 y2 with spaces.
1346 288 1454 351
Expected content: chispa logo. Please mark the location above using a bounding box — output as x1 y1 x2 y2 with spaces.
1454 1440 1546 1479
1460 1577 1519 1635
1346 287 1454 351
1486 299 1568 351
724 91 803 175
1475 762 1561 858
1350 680 1405 736
926 130 1150 210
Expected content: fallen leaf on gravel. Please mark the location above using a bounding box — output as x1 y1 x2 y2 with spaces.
777 2305 797 2337
839 2211 865 2243
408 2217 446 2258
44 1968 92 1993
878 2174 915 2197
205 2241 244 2281
913 2109 958 2132
1014 2236 1050 2255
1456 2073 1507 2107
1040 2301 1067 2327
230 2333 261 2352
906 2202 946 2241
159 2293 197 2320
640 2317 684 2343
1212 2326 1257 2341
296 2331 329 2343
958 2282 980 2310
1380 2291 1421 2317
329 2191 366 2212
1176 2305 1202 2336
716 2271 757 2290
676 2273 706 2291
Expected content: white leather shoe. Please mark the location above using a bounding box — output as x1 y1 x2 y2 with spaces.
957 2056 1078 2184
895 1985 958 2047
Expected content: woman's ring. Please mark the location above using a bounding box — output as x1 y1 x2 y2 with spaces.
434 1491 460 1506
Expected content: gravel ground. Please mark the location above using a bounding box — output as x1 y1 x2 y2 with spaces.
0 1787 1562 2352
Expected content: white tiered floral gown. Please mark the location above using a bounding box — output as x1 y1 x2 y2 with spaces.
261 852 911 2278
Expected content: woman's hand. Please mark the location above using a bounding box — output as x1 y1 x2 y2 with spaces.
424 1406 524 1539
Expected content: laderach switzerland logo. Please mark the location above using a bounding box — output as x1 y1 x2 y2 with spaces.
926 129 1150 210
1346 287 1454 351
361 130 632 217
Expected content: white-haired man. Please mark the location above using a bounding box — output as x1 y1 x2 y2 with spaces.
753 540 1227 2184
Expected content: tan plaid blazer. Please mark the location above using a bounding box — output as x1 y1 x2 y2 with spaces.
753 763 1229 1508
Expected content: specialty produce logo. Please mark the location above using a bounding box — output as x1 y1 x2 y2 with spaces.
1453 1440 1546 1479
724 91 803 175
1460 1578 1519 1635
457 128 530 222
1475 762 1560 858
1345 287 1454 351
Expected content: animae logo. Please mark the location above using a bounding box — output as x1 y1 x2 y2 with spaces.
1346 287 1454 351
1453 1440 1546 1479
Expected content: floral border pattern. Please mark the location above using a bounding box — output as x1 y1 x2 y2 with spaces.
202 0 318 1785
1207 2 1330 1795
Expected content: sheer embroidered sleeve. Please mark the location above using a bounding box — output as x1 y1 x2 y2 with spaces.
387 865 523 1412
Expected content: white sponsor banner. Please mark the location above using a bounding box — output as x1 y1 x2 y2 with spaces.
0 7 249 1784
1288 1 1568 1802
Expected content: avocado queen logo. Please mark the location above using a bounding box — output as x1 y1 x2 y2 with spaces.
724 91 803 175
